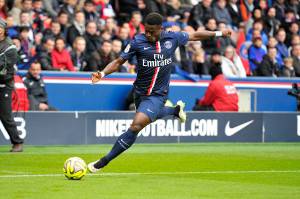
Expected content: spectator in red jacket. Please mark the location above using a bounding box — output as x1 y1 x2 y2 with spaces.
12 75 29 112
51 37 75 71
193 64 239 111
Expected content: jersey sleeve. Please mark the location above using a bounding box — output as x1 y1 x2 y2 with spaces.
120 39 137 60
175 31 189 46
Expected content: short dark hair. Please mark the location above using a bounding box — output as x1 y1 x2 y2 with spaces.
145 12 163 26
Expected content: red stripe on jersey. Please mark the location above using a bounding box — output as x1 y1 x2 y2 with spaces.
147 67 160 95
156 41 161 53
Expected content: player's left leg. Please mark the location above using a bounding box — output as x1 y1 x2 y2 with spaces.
88 112 151 173
157 100 187 123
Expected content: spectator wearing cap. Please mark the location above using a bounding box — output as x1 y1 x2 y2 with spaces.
193 64 238 112
213 0 232 26
248 35 267 75
257 47 280 77
188 0 214 30
51 37 75 71
66 10 86 47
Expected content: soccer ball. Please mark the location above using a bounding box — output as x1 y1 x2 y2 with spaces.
63 157 87 180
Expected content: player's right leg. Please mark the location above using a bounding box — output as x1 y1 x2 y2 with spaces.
88 112 151 173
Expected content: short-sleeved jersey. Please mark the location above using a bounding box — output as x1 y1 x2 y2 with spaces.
120 31 189 96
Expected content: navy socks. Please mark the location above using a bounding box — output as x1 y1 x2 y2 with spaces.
157 106 177 119
94 129 137 169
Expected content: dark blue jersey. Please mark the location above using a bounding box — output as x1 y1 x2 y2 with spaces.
120 31 189 96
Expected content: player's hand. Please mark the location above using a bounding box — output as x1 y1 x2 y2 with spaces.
91 71 103 84
222 29 231 37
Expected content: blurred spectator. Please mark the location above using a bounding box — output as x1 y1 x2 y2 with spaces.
116 26 130 49
128 11 144 38
23 61 56 111
188 0 214 29
42 0 60 18
12 36 30 70
83 0 98 22
71 36 88 71
6 15 19 38
57 10 70 36
245 7 263 33
226 0 241 29
288 35 300 54
143 0 168 17
104 17 118 37
51 37 75 71
291 44 300 77
111 39 122 56
19 26 33 58
12 75 29 112
282 9 297 32
86 40 117 71
19 11 34 41
192 48 207 76
221 45 246 78
201 17 219 55
66 10 86 46
193 64 238 111
264 7 280 37
246 20 268 45
275 28 289 67
286 21 300 47
240 0 255 22
38 37 56 70
32 0 48 33
43 20 64 42
94 0 115 20
268 36 283 65
213 0 232 26
273 0 286 21
0 0 8 19
281 57 296 77
84 20 102 54
59 0 77 21
112 0 143 25
257 47 280 77
217 21 235 53
248 36 267 75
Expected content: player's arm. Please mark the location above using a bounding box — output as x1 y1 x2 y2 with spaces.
188 29 231 41
91 57 126 84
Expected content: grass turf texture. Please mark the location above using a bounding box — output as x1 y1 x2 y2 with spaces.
0 143 300 199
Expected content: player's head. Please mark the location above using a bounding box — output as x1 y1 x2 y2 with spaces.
144 12 163 43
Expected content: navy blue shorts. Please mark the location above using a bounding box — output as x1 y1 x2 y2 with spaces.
134 93 167 122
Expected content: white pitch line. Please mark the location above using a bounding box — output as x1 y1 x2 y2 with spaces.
1 170 300 178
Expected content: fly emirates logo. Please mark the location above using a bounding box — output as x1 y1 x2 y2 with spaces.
142 54 172 67
96 119 218 137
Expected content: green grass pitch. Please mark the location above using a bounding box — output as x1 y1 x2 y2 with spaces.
1 143 300 199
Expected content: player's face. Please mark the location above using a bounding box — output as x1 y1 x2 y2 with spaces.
145 24 162 43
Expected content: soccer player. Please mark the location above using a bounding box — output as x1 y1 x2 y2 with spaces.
88 13 231 172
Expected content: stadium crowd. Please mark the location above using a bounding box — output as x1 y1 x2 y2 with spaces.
1 0 299 78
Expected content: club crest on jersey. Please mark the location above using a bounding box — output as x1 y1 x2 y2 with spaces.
124 44 131 53
164 41 172 49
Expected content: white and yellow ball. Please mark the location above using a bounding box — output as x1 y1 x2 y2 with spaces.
63 157 87 180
